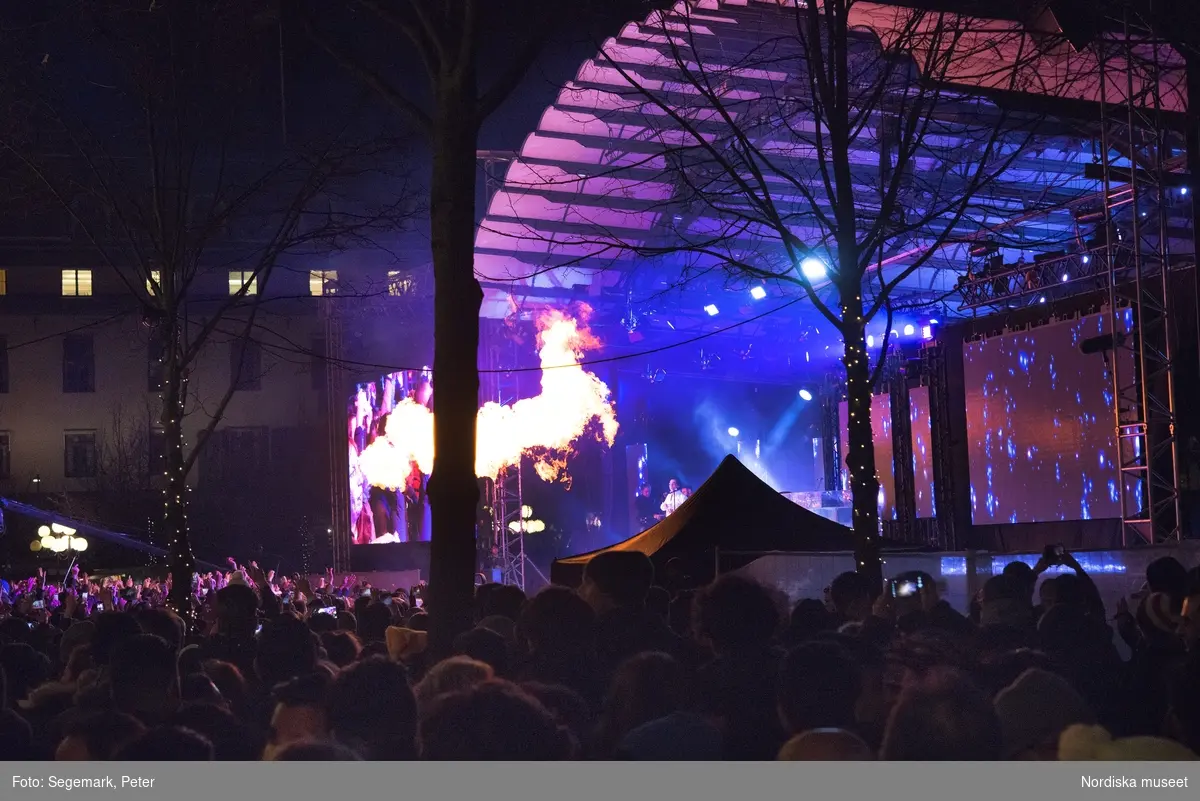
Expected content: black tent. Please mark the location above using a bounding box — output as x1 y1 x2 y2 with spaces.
551 455 889 586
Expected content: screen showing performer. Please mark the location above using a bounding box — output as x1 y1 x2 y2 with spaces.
347 369 433 545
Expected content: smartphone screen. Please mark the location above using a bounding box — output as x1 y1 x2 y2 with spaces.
414 597 424 609
32 600 45 610
317 606 336 616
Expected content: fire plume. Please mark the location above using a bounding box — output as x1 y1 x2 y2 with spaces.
357 311 618 489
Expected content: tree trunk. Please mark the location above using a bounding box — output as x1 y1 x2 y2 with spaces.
163 351 196 615
426 77 483 655
840 292 883 591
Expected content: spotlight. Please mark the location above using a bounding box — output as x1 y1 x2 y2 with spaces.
799 257 827 280
1039 296 1047 304
903 324 915 336
929 319 939 324
921 325 933 340
704 304 719 316
749 286 767 300
867 335 875 348
1082 255 1090 264
1183 187 1189 196
1061 273 1069 283
727 427 740 437
890 329 899 338
799 389 813 401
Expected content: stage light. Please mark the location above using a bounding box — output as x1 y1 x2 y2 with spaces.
929 319 939 324
903 324 915 336
867 335 875 348
727 427 740 437
704 304 719 316
1062 273 1070 283
749 285 767 300
890 329 899 338
799 389 813 401
1082 255 1090 264
799 257 827 280
1039 296 1046 303
1182 187 1189 196
921 325 933 340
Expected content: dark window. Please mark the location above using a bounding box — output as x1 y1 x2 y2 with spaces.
64 431 97 478
201 426 269 486
63 334 95 393
311 337 327 391
148 428 166 477
148 335 165 392
0 432 10 479
0 335 8 394
230 337 262 391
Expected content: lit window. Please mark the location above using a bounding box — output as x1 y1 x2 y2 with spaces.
387 270 413 296
309 270 338 296
0 268 7 295
229 271 257 296
62 269 93 297
147 270 160 295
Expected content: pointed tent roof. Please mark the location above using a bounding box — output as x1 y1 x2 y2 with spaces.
551 455 874 586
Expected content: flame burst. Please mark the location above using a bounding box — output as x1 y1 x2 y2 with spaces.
358 310 618 489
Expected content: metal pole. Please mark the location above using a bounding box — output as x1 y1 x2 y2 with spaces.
1098 33 1134 545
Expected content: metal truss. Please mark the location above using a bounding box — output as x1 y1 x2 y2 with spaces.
1099 11 1182 545
955 244 1136 311
483 331 531 590
323 303 352 572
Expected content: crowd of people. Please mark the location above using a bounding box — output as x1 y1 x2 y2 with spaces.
1 547 1199 760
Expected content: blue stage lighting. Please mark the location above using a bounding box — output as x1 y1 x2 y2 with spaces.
727 427 740 437
921 325 933 340
704 304 719 316
749 286 767 300
903 324 915 336
798 389 813 401
866 334 875 348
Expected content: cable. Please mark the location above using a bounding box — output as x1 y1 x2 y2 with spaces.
204 293 812 375
4 309 136 351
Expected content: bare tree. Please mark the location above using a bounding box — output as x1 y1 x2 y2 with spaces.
0 1 412 612
304 0 650 648
480 0 1086 585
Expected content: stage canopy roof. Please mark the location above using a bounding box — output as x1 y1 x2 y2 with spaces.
475 0 1191 386
551 454 893 585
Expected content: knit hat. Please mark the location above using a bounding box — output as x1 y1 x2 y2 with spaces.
385 626 428 663
1059 724 1197 761
994 668 1095 757
1138 592 1180 635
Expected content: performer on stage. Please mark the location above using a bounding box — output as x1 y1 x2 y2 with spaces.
635 485 658 530
660 478 687 516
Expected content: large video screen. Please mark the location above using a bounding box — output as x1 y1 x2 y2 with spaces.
910 386 935 519
839 394 896 520
347 371 433 545
964 310 1134 524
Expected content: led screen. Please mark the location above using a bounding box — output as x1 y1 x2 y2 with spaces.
839 394 896 521
964 310 1135 524
910 386 935 519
